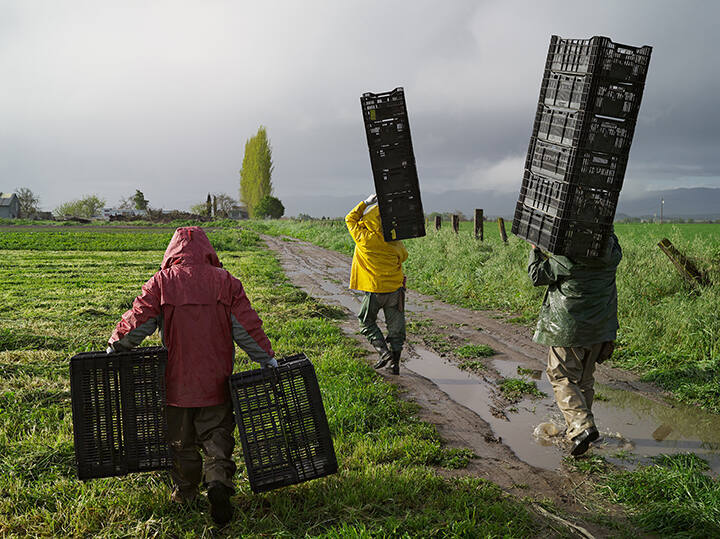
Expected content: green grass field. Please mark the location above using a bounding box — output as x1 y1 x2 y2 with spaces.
2 223 719 537
1 228 547 536
246 219 720 413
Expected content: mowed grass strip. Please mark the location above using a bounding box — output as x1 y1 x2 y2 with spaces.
0 228 257 251
246 220 720 413
0 229 545 536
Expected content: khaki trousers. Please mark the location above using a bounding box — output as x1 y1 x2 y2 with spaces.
358 288 406 352
166 401 236 494
546 343 604 440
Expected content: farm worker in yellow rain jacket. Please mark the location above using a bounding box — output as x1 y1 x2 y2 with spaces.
528 234 622 457
346 194 408 375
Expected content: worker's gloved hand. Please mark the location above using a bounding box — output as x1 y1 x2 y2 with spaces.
106 345 116 354
260 357 278 369
364 193 377 205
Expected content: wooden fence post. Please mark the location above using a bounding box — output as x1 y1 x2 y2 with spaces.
657 238 708 287
451 214 459 233
498 217 508 243
474 209 483 240
434 215 441 230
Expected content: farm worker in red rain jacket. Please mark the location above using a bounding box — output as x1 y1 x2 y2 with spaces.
346 194 408 375
107 226 275 526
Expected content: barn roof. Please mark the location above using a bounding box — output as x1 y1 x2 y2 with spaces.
0 193 18 206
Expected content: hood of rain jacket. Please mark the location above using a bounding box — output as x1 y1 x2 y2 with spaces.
346 201 408 293
528 234 622 347
110 226 273 407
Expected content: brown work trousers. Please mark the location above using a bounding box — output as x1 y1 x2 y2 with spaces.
166 401 236 495
546 343 604 440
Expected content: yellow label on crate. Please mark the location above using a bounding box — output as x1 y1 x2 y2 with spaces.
369 109 376 121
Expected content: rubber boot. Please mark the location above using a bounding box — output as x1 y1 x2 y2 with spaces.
372 339 392 369
570 426 599 457
207 481 234 527
388 349 401 375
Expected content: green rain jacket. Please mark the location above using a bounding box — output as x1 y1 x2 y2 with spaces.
528 234 622 347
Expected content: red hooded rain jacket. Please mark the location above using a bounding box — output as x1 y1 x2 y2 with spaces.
109 227 274 407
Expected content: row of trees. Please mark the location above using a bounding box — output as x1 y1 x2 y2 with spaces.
190 193 238 218
54 195 106 219
16 125 286 220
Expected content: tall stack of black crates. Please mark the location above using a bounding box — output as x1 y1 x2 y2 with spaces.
361 87 426 241
512 35 652 257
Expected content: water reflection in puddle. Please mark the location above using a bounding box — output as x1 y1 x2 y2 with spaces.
407 349 720 473
405 349 564 470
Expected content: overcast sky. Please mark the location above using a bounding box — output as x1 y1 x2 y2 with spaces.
1 0 718 216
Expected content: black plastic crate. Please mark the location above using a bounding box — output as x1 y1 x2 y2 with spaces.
70 347 171 480
228 354 337 494
364 115 411 148
526 137 627 190
534 104 636 155
546 35 652 84
361 88 426 241
368 141 415 172
377 189 426 241
511 202 613 258
361 87 409 124
540 71 645 119
373 165 419 196
519 170 619 224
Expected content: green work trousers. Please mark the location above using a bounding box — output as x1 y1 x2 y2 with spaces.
546 343 604 439
358 288 406 352
166 401 236 494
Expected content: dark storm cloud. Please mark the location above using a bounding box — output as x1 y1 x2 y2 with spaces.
1 0 719 215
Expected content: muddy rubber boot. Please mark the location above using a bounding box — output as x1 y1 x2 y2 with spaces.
388 349 401 375
372 339 392 369
207 481 234 527
570 426 599 457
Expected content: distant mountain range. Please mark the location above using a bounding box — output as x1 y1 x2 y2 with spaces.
284 187 720 220
616 187 720 219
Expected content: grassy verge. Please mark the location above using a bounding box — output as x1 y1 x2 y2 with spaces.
569 453 720 538
245 219 720 413
1 228 549 536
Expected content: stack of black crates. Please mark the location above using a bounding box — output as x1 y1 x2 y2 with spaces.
361 87 426 241
512 35 652 257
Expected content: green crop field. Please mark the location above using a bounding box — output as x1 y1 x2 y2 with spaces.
247 220 720 414
2 224 719 537
0 227 549 537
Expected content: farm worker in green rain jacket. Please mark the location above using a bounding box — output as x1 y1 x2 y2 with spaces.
528 234 622 456
346 194 408 375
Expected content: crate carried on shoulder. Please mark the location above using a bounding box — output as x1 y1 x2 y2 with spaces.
361 87 426 241
513 35 652 257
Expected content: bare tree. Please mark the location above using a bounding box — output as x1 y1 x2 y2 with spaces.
14 187 40 217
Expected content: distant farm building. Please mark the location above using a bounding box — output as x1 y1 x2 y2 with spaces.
100 208 148 220
228 205 249 220
0 193 20 218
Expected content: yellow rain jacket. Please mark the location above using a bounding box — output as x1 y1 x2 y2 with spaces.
346 201 408 293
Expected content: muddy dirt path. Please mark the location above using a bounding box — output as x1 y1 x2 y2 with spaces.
263 234 720 533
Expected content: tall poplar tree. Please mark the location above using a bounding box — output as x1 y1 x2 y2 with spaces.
239 126 274 217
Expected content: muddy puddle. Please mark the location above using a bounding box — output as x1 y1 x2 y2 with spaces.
408 349 720 473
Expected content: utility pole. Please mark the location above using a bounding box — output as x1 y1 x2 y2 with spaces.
660 197 664 224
